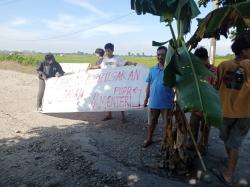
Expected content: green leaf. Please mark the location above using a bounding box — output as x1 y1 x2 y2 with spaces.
163 44 176 87
164 58 176 87
176 74 222 127
131 0 200 34
152 40 168 46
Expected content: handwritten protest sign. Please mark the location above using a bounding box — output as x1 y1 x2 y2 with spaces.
60 63 89 73
42 65 149 113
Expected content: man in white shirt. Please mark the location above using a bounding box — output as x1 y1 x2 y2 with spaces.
100 43 127 69
90 43 136 123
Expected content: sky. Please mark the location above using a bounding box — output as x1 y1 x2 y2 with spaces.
0 0 233 55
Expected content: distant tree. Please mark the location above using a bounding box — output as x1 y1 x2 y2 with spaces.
77 51 84 55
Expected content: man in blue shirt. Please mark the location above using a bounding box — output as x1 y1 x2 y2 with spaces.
143 46 174 147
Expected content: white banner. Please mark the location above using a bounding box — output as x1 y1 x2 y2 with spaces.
42 65 149 113
60 63 89 73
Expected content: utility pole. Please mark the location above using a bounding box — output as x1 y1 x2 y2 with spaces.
209 0 219 65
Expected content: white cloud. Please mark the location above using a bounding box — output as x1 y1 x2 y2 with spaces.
42 14 96 33
89 24 143 35
0 26 42 40
64 0 108 18
42 13 143 38
77 24 143 39
10 17 30 26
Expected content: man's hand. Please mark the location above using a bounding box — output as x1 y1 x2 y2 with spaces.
87 64 92 70
42 74 47 80
143 98 148 107
124 61 137 66
88 65 100 70
55 72 61 77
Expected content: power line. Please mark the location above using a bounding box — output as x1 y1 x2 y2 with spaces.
15 12 135 42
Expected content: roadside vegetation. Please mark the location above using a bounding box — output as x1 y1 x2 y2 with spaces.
0 52 233 68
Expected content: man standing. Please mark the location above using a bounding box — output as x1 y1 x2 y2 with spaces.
189 47 217 154
98 43 136 123
89 43 136 122
216 35 250 185
36 53 64 112
143 46 174 148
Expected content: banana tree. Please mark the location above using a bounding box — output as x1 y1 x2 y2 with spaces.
131 0 223 127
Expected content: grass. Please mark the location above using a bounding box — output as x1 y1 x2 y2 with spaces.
214 55 234 66
0 53 234 74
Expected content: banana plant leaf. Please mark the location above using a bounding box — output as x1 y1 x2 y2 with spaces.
176 47 222 127
163 43 222 126
152 40 168 46
131 0 200 34
188 1 250 49
164 44 177 87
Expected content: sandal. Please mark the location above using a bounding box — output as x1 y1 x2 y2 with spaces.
213 169 232 186
142 140 153 148
102 116 113 121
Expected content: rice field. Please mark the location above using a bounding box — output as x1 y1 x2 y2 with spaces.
0 52 233 68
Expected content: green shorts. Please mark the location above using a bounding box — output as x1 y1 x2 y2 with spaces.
220 118 250 150
148 108 172 126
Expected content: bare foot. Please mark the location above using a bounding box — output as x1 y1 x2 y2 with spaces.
102 116 112 121
121 118 128 124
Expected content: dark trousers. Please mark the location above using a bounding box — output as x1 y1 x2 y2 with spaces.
37 78 45 108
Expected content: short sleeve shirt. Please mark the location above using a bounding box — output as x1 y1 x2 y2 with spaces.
100 55 127 69
146 64 174 109
217 59 250 118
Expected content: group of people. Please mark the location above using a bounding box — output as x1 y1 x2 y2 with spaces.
36 43 136 122
143 35 250 186
36 36 250 185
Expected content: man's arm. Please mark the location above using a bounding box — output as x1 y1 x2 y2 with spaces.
54 62 64 77
144 82 150 107
124 61 137 66
88 64 101 70
215 64 222 90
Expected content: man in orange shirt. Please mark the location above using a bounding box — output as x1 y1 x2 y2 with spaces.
216 35 250 185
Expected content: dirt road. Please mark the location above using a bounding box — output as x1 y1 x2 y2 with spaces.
0 69 249 187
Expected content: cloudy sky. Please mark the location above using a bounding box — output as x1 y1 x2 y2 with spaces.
0 0 232 55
